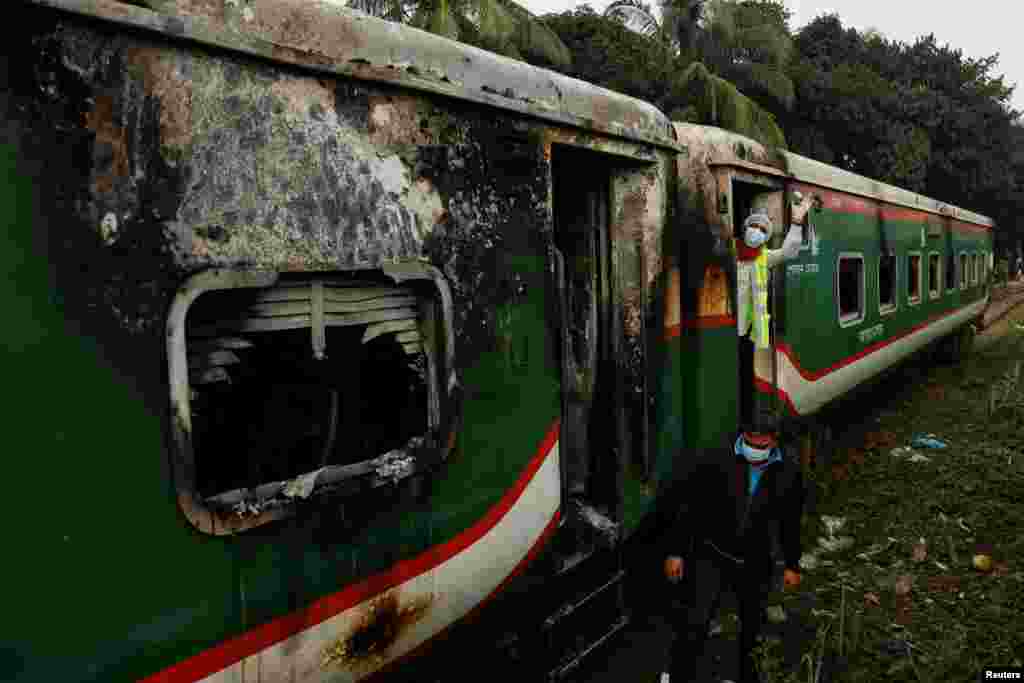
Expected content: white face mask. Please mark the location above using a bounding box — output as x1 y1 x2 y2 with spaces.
735 435 773 463
744 225 768 249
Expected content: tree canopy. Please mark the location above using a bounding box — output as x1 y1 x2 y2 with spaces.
544 0 794 149
782 14 1023 252
343 0 571 66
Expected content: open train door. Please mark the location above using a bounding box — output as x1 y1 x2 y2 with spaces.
540 145 635 680
724 167 788 432
550 145 622 557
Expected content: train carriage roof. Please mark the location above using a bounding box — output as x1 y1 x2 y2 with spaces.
33 0 678 150
674 123 993 228
782 151 993 228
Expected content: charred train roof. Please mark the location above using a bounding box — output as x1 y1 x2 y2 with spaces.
33 0 678 149
675 123 993 228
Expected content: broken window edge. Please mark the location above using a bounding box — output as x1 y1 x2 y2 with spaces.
167 265 460 536
203 433 440 517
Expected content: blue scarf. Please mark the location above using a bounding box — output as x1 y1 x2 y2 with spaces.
735 435 783 496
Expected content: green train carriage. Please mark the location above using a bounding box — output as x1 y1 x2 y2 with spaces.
3 1 994 682
655 123 993 475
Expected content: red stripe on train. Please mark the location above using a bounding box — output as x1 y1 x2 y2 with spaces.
789 185 993 232
754 299 986 413
140 420 562 683
774 300 983 382
664 314 737 340
363 508 562 682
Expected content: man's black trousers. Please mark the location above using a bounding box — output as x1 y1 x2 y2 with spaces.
667 544 772 683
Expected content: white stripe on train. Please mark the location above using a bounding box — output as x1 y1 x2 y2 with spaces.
201 443 560 683
756 298 987 416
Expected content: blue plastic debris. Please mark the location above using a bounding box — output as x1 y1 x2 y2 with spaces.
910 434 947 449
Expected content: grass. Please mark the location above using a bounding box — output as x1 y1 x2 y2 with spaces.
753 302 1024 682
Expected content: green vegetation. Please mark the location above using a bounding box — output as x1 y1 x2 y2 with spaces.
751 304 1024 681
342 0 571 65
543 0 793 148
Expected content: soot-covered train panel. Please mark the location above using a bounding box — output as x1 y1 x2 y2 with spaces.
5 1 676 681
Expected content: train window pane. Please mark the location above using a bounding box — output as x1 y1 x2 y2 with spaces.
960 253 968 288
838 254 864 325
879 249 897 313
946 252 956 291
929 253 941 298
908 253 921 304
972 254 979 284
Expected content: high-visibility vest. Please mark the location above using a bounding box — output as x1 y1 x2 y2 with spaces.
744 250 771 349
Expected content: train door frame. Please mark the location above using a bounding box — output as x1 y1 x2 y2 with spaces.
550 145 616 511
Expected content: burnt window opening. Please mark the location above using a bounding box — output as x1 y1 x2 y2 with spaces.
928 253 941 299
183 275 440 500
946 251 956 292
960 253 968 289
837 254 864 326
971 253 979 285
879 249 897 313
908 253 921 303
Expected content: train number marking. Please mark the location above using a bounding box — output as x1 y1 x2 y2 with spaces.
858 323 884 343
787 262 819 276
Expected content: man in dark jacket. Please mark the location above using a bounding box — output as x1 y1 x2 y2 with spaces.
662 430 805 683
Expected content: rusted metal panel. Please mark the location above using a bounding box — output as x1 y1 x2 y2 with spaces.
32 0 680 150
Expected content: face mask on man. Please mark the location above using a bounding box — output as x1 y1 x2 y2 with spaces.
742 211 772 249
744 225 768 249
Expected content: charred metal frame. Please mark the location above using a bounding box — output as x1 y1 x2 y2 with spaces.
166 264 458 535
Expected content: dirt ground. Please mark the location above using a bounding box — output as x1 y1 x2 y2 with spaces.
573 287 1024 683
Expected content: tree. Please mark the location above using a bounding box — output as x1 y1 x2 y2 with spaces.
783 14 1023 252
344 0 571 66
596 0 794 148
542 6 674 104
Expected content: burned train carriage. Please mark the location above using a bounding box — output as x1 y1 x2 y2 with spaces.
6 1 674 682
3 1 993 682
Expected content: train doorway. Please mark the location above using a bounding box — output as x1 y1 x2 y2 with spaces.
731 177 786 431
551 146 614 505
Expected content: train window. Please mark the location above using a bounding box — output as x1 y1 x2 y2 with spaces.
928 252 941 299
908 252 921 305
971 253 979 285
837 253 864 326
945 251 956 292
879 249 897 315
960 252 968 289
166 267 457 534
